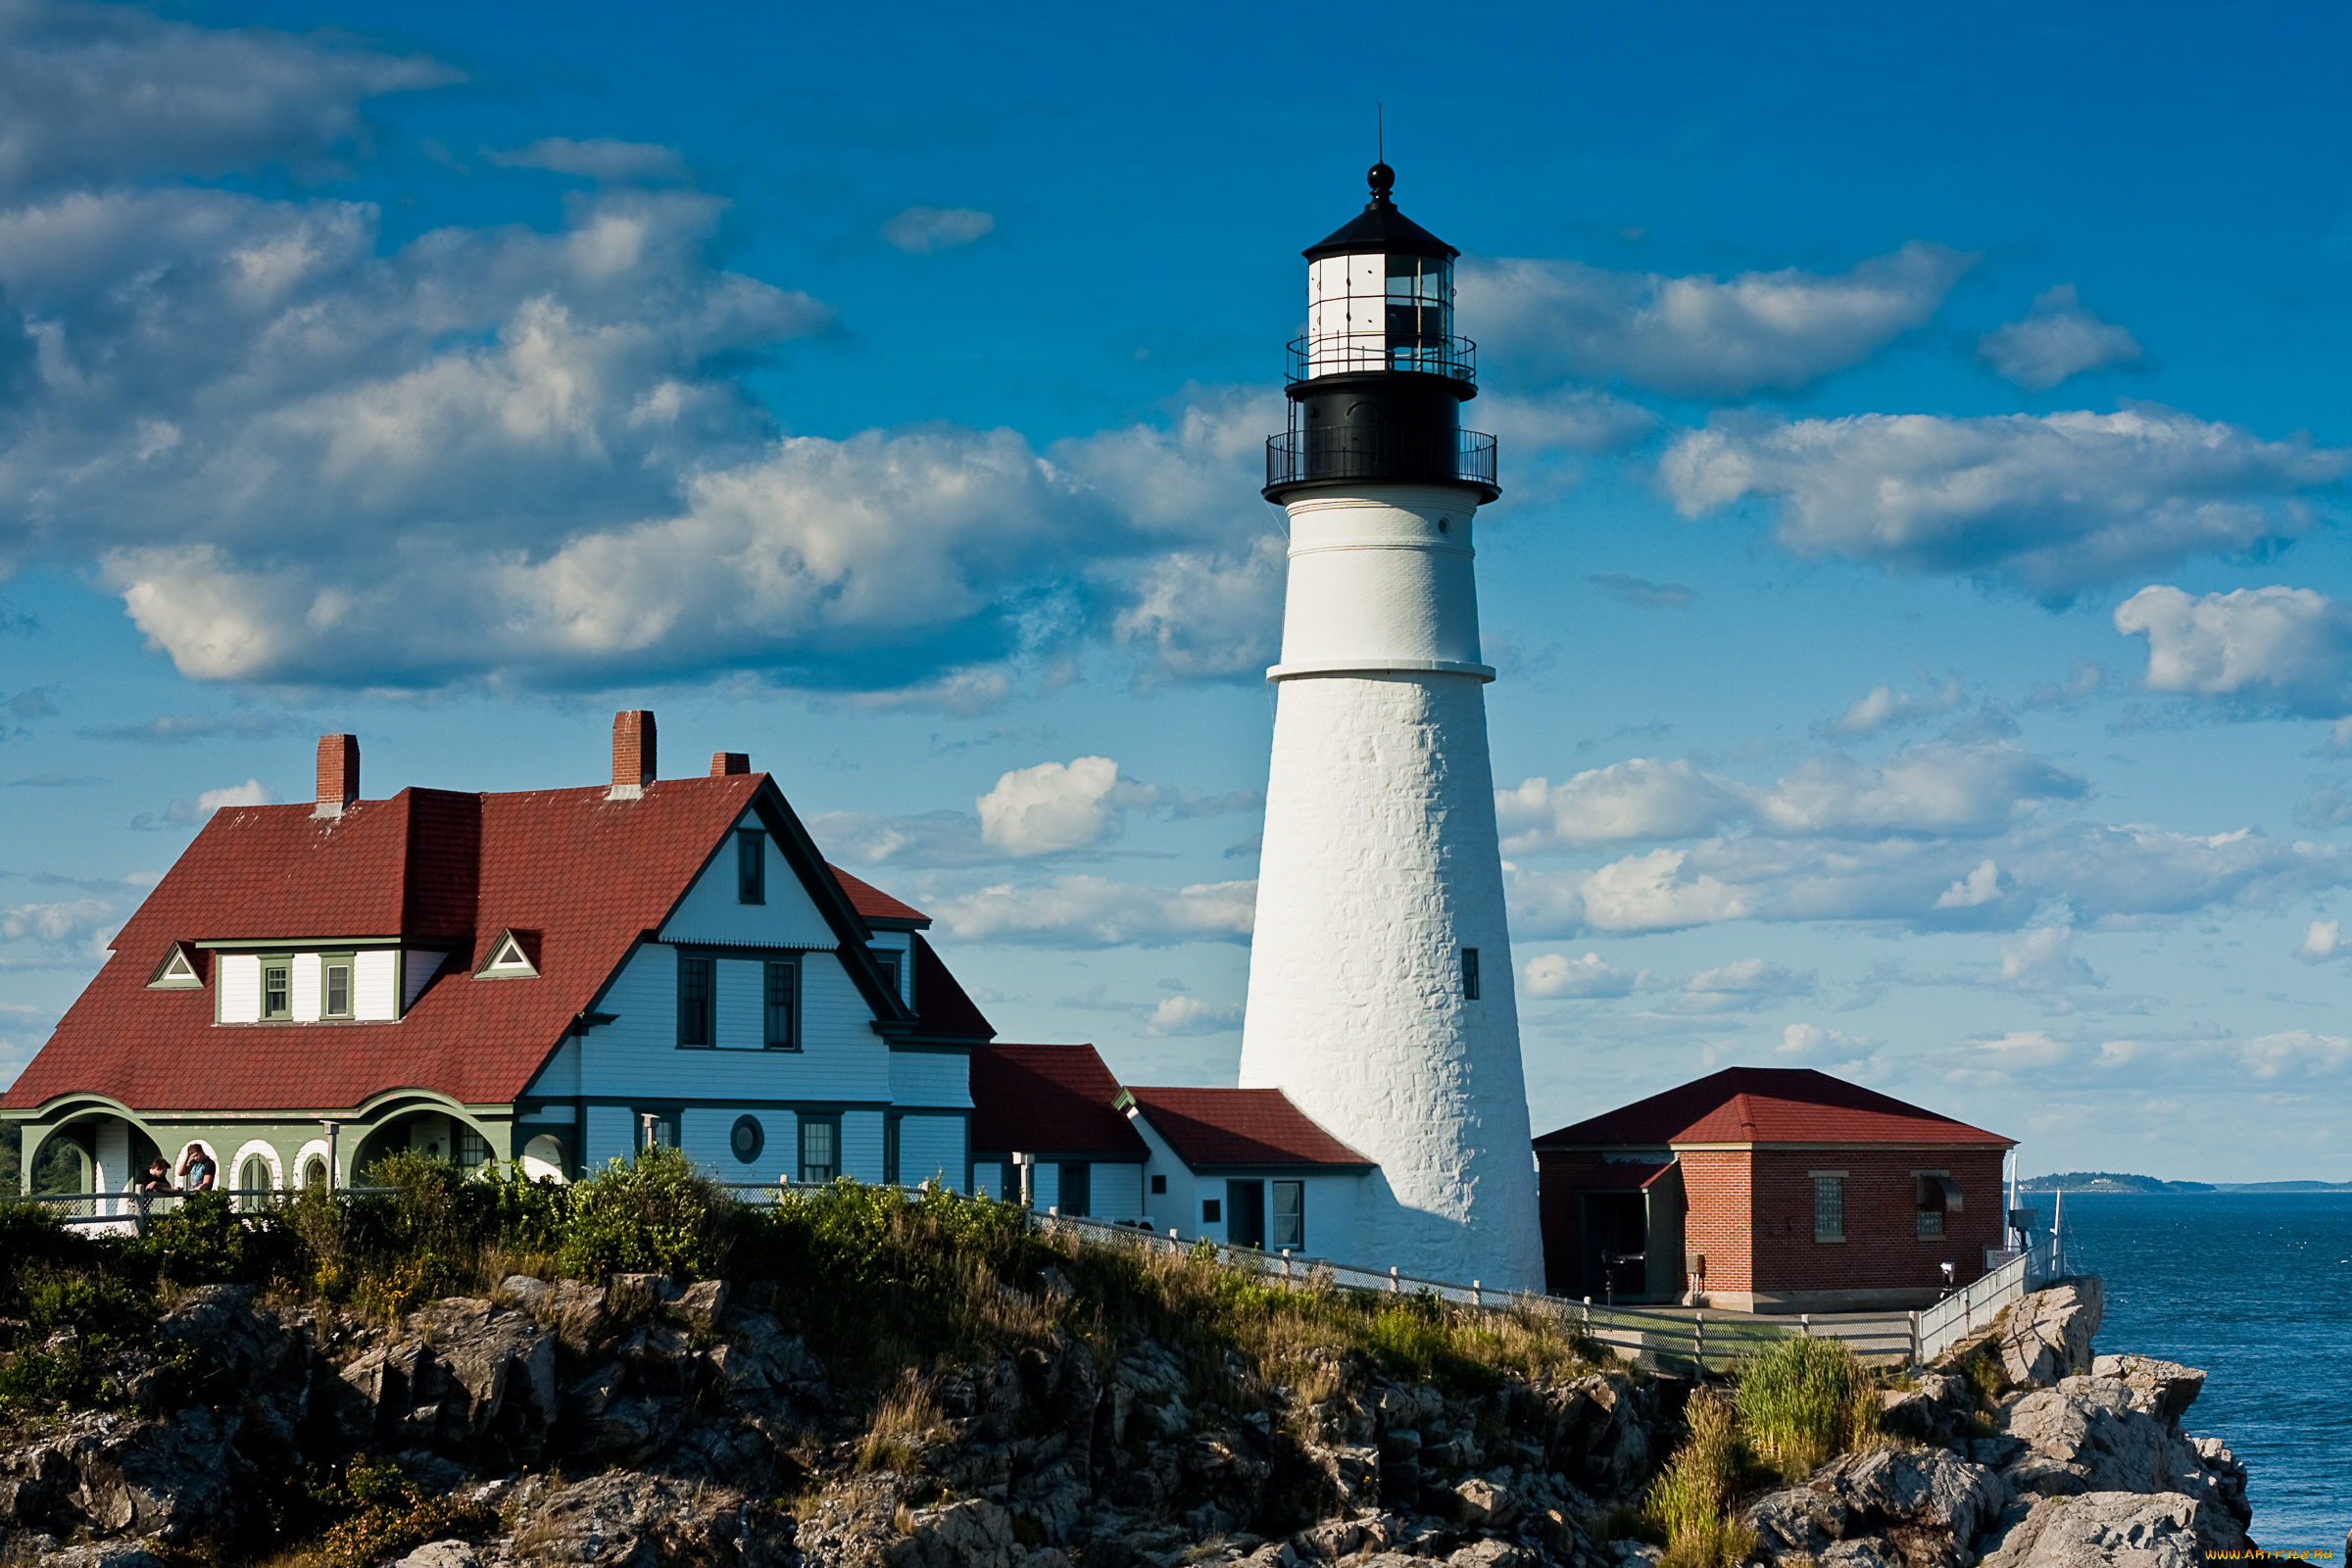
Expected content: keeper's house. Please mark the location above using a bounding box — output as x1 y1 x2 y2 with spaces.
1 713 999 1201
1533 1067 2013 1313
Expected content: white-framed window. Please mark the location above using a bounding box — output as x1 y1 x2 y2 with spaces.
1272 1180 1304 1250
1813 1175 1844 1242
262 955 292 1020
799 1114 840 1183
322 954 354 1018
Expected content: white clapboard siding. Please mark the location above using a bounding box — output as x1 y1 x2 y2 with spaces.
572 943 889 1102
354 951 399 1020
898 1115 967 1192
291 954 323 1020
888 1049 973 1110
218 955 262 1023
660 809 838 949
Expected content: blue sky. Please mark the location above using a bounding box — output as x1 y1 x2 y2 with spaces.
4 0 2351 1181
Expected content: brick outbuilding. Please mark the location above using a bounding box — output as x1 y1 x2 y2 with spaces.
1533 1067 2013 1313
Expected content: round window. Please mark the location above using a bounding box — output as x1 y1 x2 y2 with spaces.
730 1114 765 1164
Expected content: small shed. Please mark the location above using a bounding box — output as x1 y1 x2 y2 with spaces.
1533 1067 2014 1312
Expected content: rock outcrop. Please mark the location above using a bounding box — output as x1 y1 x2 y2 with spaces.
0 1272 2265 1568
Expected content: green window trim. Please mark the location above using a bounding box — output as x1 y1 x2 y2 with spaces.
261 954 293 1020
321 953 355 1018
763 958 798 1050
737 829 766 905
677 954 714 1048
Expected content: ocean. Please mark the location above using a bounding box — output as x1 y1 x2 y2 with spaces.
2054 1191 2351 1548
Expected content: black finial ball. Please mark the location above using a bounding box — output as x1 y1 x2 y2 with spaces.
1368 162 1395 198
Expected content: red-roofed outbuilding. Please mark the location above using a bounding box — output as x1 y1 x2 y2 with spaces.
1533 1067 2014 1312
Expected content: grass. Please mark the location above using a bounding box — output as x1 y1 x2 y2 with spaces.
1642 1390 1754 1568
1733 1335 1882 1482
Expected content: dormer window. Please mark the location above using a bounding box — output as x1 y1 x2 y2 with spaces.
476 929 540 980
737 829 766 905
148 943 201 990
262 956 292 1020
322 955 354 1017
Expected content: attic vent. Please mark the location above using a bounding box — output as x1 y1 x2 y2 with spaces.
148 943 202 990
476 929 541 980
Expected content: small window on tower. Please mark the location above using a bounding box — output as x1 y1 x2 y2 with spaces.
737 830 766 905
1460 947 1481 1001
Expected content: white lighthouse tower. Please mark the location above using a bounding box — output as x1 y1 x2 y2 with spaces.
1238 163 1544 1292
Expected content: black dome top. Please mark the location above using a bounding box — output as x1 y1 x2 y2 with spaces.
1303 164 1457 262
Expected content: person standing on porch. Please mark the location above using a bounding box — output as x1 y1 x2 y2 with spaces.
177 1144 217 1194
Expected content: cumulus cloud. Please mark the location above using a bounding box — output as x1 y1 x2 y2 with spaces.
1498 743 2084 853
933 875 1255 948
129 775 270 831
0 897 116 946
487 138 687 182
1980 285 2143 391
2238 1029 2352 1079
1478 389 1657 454
2114 585 2352 718
1460 242 1972 398
976 757 1159 857
881 206 995 253
0 12 1295 695
1145 995 1245 1036
1662 406 2352 601
1994 925 2099 990
1778 1022 1873 1062
1114 535 1287 685
1521 951 1637 999
2025 662 2107 710
1659 957 1816 1013
2296 919 2341 962
1819 679 1964 736
0 1 454 196
1508 818 2352 937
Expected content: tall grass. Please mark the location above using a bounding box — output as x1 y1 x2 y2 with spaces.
1642 1391 1752 1568
1733 1335 1882 1481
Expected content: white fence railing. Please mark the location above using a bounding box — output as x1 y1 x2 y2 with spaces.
1913 1232 2058 1361
14 1180 2065 1371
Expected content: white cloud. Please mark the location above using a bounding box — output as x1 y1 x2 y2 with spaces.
881 206 996 254
1113 535 1286 685
1778 1022 1873 1062
0 897 116 946
933 875 1256 948
1460 242 1971 398
1971 1031 2075 1071
1661 957 1816 1013
1586 573 1694 610
976 757 1159 857
1979 285 2143 391
1995 926 2098 990
1145 995 1245 1036
1521 951 1636 999
1497 760 1748 851
1662 406 2352 600
487 138 688 182
1499 743 2084 853
2114 585 2352 718
2238 1030 2352 1080
0 2 455 196
2297 919 2340 962
1821 679 1964 736
1477 389 1657 454
804 809 990 868
197 777 270 814
1509 818 2352 937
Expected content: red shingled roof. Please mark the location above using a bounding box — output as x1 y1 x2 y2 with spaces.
831 865 929 927
1123 1087 1371 1169
1533 1067 2012 1150
909 934 994 1043
969 1044 1147 1158
4 775 976 1114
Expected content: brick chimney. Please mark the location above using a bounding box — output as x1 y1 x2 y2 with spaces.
609 710 657 800
315 734 359 818
710 752 750 776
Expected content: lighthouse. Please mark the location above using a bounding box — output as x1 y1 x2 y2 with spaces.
1237 164 1544 1292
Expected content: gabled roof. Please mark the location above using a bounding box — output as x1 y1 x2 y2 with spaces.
831 865 930 929
1121 1087 1372 1170
969 1044 1146 1159
1533 1067 2013 1151
3 774 967 1115
908 934 993 1044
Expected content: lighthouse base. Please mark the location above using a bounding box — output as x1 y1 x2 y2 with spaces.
1238 670 1544 1293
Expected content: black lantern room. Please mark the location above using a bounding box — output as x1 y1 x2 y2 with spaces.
1265 164 1498 504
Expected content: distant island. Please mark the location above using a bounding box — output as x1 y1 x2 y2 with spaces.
2020 1170 2352 1193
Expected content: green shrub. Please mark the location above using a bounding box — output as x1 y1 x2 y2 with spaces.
1642 1390 1754 1568
313 1455 496 1567
1734 1334 1881 1480
135 1191 249 1284
557 1145 729 1282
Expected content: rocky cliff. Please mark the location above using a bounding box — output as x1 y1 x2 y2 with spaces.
0 1269 2259 1568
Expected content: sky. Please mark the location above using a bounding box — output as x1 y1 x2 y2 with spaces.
3 0 2351 1183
